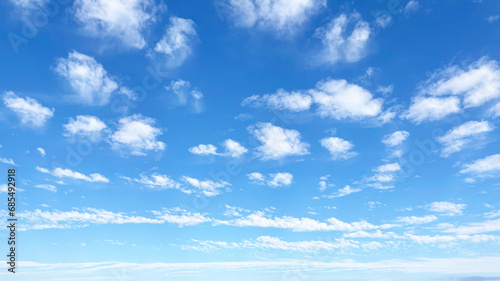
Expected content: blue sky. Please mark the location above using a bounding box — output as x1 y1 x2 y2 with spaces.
1 0 500 280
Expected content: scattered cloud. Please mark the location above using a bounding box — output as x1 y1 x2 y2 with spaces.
375 163 401 173
36 147 46 157
54 51 119 106
247 172 293 187
181 176 231 197
154 17 197 68
323 185 362 199
189 139 247 158
219 0 326 35
460 154 500 178
248 122 309 160
320 137 357 160
134 173 181 190
314 12 371 65
73 0 161 49
427 201 466 216
0 157 16 166
437 121 494 157
396 215 437 225
382 131 410 147
242 79 384 120
405 96 461 123
35 166 109 183
63 115 108 142
3 92 54 128
34 184 57 193
164 80 204 113
109 114 166 156
404 0 419 14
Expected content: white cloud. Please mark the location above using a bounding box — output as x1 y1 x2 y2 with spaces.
312 79 382 119
320 137 357 160
404 0 419 14
437 121 494 157
189 140 247 158
323 185 362 199
19 207 163 230
247 172 293 187
63 115 108 142
3 92 54 128
382 131 410 147
420 58 500 108
443 218 500 235
181 176 230 197
487 15 500 23
396 215 437 225
427 201 466 216
318 175 334 191
242 79 383 120
0 157 16 166
489 102 500 118
185 236 361 253
241 89 313 112
36 147 46 157
134 173 181 190
222 139 248 157
220 0 326 35
54 51 119 106
151 207 212 227
35 166 109 183
217 211 386 232
154 17 197 68
248 122 309 160
369 174 394 183
460 154 500 177
109 114 166 156
34 184 57 193
405 96 461 123
375 163 401 173
74 0 160 49
314 12 371 65
188 144 219 156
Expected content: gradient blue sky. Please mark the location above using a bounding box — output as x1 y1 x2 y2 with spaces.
1 0 500 280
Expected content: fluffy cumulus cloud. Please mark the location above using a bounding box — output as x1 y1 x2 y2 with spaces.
427 201 466 216
405 58 500 123
404 96 461 123
437 121 494 157
220 0 326 35
109 114 166 156
320 137 357 160
54 51 119 106
36 166 109 183
314 12 371 65
188 144 219 156
312 79 382 119
247 172 293 187
460 154 500 178
181 177 231 197
154 17 197 68
375 163 401 173
382 131 410 147
73 0 160 49
188 139 247 158
63 115 108 142
243 79 383 121
248 123 309 160
3 92 54 128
